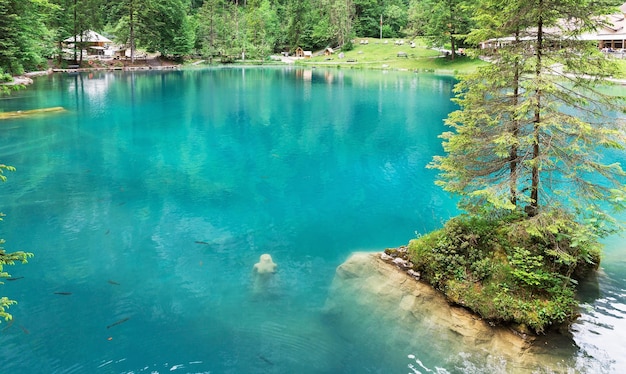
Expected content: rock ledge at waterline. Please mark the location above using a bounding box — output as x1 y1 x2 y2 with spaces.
324 252 565 372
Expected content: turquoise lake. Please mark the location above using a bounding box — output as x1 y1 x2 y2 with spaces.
0 67 624 373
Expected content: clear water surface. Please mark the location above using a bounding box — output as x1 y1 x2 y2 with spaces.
0 67 624 373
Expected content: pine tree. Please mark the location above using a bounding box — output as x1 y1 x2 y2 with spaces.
430 0 626 231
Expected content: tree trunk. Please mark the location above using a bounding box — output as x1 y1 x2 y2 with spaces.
130 0 135 64
209 7 214 65
529 10 543 216
73 0 77 63
509 29 521 206
57 41 63 65
450 34 456 60
79 33 84 65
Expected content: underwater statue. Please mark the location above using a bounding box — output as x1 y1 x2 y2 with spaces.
252 254 277 295
253 254 277 274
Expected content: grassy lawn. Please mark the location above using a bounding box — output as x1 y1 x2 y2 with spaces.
296 37 487 75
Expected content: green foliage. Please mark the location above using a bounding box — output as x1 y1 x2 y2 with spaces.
508 247 555 288
0 242 33 323
0 68 12 83
382 3 408 38
245 0 280 60
0 164 33 323
145 0 195 56
408 210 599 333
284 0 311 49
406 0 474 59
342 38 354 51
0 164 15 181
196 0 237 61
0 0 54 74
353 0 382 37
430 0 626 237
411 214 500 286
0 0 443 69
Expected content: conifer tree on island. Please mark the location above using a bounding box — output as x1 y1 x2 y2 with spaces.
407 0 626 333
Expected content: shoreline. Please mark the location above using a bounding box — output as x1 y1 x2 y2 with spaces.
2 59 183 88
51 64 181 73
12 64 626 86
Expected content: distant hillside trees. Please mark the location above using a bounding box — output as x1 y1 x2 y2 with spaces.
109 0 194 60
196 0 236 62
0 0 434 71
0 0 420 72
353 0 408 38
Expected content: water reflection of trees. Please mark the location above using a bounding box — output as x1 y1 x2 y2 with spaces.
2 68 459 275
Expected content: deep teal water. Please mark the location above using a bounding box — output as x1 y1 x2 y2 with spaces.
0 67 624 373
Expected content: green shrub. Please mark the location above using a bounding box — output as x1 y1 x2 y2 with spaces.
342 39 354 52
0 68 12 83
408 209 599 334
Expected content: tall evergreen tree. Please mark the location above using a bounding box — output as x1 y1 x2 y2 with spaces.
141 0 195 57
382 1 408 38
352 0 382 37
245 0 279 59
109 0 141 62
407 0 473 59
285 0 311 49
196 0 234 62
430 0 626 231
328 0 354 47
110 0 194 60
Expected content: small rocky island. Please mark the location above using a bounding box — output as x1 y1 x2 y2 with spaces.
325 250 587 372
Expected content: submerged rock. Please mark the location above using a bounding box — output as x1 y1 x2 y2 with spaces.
325 252 580 373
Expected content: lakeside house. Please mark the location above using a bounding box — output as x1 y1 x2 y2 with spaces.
294 47 313 59
63 30 112 57
587 3 626 50
480 3 626 52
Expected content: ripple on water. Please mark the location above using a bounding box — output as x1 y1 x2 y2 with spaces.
574 276 626 373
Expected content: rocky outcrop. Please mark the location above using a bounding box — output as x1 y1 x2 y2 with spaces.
1 70 51 87
324 252 577 373
1 76 33 86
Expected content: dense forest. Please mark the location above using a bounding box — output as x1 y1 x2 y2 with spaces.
0 0 476 75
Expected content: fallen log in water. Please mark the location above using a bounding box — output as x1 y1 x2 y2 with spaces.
0 106 66 120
